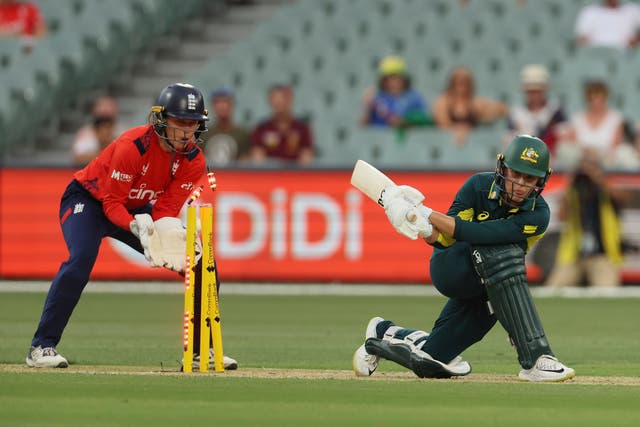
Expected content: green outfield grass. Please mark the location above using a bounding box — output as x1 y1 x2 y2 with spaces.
1 291 639 427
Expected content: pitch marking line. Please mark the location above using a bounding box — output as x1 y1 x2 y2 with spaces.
1 365 638 386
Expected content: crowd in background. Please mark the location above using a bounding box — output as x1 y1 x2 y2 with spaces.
5 0 640 172
4 0 639 287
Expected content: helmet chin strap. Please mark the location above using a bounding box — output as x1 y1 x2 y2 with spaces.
153 121 199 156
495 163 541 207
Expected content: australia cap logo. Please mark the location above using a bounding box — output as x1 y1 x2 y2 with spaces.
520 147 539 163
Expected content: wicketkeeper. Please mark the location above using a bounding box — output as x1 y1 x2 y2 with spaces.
27 83 237 370
353 135 575 382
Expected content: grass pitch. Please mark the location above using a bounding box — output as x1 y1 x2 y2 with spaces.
1 290 639 426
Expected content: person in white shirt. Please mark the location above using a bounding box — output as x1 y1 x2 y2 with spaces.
507 64 567 156
575 0 640 50
71 96 119 166
564 80 640 169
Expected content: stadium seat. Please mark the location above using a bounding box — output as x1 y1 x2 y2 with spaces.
0 39 21 70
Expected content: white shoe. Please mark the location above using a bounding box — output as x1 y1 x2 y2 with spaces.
366 316 384 339
446 356 472 375
191 349 238 370
353 344 380 376
352 317 385 376
518 355 575 382
26 346 68 368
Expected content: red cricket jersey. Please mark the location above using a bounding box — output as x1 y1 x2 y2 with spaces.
251 117 313 160
74 125 206 230
0 2 44 36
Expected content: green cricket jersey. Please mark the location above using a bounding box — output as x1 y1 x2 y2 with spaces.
433 172 550 253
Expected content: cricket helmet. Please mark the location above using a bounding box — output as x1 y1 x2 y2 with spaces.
150 83 209 153
494 135 552 202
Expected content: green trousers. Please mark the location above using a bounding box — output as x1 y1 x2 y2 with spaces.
392 242 496 364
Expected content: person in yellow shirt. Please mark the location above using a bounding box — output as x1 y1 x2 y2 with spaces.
546 149 630 287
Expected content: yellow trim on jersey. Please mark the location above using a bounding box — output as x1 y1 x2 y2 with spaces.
457 208 475 222
435 209 474 247
526 233 545 253
436 232 457 247
523 225 538 234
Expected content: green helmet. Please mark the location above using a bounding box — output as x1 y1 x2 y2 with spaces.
495 135 552 202
501 135 550 178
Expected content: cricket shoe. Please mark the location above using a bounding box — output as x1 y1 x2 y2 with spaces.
191 349 238 370
26 346 68 368
518 355 575 382
352 316 385 376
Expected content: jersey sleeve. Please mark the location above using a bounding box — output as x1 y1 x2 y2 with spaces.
101 139 143 230
152 154 206 219
300 122 313 150
453 203 550 247
432 178 477 248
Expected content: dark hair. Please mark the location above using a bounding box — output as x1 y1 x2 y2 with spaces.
268 84 292 95
377 74 411 91
584 80 608 97
92 116 115 128
446 66 475 96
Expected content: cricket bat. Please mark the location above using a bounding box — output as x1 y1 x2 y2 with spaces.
350 160 417 221
350 160 395 207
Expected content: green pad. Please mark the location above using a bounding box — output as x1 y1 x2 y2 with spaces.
471 244 552 369
365 338 460 379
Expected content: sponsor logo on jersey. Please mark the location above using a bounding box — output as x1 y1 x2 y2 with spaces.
141 163 150 176
476 211 490 221
129 183 163 201
181 182 195 191
172 160 180 176
110 169 133 182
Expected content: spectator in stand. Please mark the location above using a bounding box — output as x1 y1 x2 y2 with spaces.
432 66 508 146
574 0 640 50
200 88 251 167
71 96 119 167
545 149 629 288
0 0 47 53
562 80 638 169
359 55 430 129
507 64 567 155
250 84 313 167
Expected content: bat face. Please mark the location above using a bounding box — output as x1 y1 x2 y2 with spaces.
351 160 418 222
350 160 395 207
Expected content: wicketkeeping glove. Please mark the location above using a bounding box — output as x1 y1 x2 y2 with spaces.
153 217 188 273
130 213 162 267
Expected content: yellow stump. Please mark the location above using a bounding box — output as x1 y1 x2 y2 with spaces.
182 205 197 373
199 204 224 373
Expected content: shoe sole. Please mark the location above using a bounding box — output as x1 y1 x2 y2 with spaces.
518 371 576 382
26 357 68 368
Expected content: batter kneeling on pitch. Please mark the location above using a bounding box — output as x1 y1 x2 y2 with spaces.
26 83 236 371
353 135 575 382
